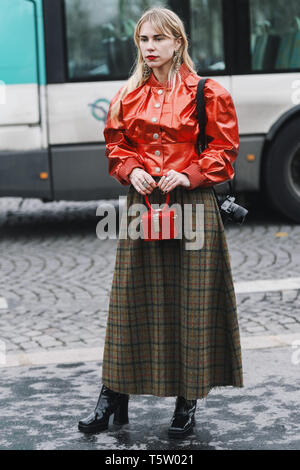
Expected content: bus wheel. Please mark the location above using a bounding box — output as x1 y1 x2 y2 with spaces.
264 119 300 223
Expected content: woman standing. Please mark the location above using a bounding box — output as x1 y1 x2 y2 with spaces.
78 6 243 439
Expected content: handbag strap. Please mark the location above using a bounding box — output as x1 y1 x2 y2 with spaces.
196 78 208 155
144 192 170 212
196 78 234 197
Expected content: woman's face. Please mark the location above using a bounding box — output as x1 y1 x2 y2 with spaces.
139 21 181 71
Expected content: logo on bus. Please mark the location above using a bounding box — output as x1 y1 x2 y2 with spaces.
88 98 110 123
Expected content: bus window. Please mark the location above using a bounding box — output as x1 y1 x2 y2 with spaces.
190 0 225 73
64 0 170 81
250 0 300 71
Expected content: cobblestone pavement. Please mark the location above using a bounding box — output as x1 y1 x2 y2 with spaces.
0 195 300 356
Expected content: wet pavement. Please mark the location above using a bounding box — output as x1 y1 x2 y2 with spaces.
0 346 299 450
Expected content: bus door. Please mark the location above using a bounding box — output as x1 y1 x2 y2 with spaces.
0 0 40 128
0 0 50 199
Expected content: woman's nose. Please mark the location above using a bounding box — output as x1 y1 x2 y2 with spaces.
147 40 155 50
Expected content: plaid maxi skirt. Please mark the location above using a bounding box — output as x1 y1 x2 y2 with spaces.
101 178 244 400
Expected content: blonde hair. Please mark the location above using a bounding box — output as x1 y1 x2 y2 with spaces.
110 6 196 121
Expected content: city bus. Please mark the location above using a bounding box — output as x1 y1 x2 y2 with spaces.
1 0 300 222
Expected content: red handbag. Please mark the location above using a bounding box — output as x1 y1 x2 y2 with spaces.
142 192 178 241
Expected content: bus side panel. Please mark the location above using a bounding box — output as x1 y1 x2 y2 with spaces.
232 73 299 135
0 150 51 198
234 136 265 191
50 145 128 201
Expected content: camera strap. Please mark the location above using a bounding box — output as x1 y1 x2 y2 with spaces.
196 78 235 199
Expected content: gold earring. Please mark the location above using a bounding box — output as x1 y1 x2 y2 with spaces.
173 50 182 73
142 60 152 80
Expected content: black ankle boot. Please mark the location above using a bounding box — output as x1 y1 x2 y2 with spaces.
78 384 129 433
168 396 197 438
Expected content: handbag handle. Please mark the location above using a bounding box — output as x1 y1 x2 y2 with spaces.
144 192 170 212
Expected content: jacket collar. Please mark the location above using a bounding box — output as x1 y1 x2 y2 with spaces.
146 62 192 88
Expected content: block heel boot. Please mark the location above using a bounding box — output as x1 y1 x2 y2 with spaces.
168 396 197 439
78 384 129 433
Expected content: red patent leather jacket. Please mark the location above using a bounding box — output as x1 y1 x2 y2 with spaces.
104 62 239 191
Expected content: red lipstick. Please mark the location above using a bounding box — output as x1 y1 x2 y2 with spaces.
147 56 158 60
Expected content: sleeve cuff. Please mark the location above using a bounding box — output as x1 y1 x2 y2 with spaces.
118 157 144 184
181 163 205 190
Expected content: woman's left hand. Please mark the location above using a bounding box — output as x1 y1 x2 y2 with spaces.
157 170 191 193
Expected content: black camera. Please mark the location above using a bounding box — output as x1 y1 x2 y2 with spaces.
218 195 248 224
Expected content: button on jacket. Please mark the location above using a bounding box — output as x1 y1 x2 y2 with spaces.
104 62 239 191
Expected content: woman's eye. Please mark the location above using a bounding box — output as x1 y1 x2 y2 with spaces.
140 37 163 42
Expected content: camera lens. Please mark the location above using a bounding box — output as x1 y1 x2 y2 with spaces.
232 205 248 224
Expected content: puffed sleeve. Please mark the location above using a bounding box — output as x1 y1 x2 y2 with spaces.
104 87 145 185
182 79 239 190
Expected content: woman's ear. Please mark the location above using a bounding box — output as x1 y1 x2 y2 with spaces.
175 37 182 52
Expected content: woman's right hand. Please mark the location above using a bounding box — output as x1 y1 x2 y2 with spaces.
129 168 157 195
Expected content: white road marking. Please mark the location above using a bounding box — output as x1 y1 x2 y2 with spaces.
1 347 103 368
235 277 300 294
0 297 8 309
1 333 300 368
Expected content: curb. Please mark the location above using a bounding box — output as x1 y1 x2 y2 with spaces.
1 333 300 368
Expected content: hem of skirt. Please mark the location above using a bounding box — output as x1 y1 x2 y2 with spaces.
101 381 244 401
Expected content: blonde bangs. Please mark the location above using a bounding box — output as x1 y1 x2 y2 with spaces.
137 11 174 40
